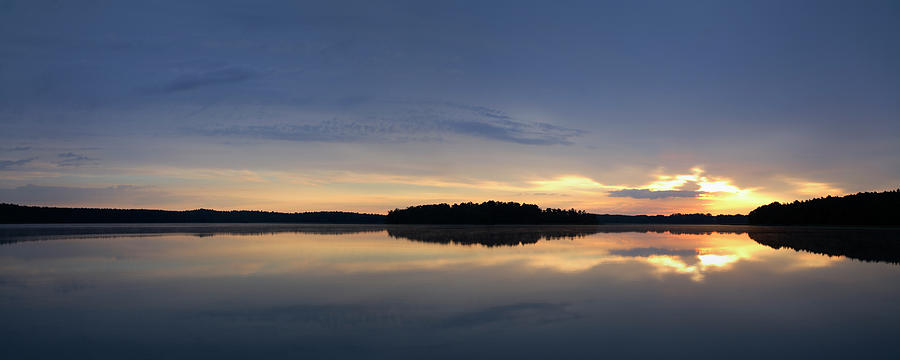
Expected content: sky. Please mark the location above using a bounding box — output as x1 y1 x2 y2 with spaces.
1 0 899 214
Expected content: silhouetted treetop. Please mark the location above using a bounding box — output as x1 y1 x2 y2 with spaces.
385 201 598 225
747 189 900 226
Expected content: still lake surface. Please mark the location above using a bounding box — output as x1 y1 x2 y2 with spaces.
2 224 899 359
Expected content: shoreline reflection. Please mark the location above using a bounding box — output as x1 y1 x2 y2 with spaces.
386 225 600 247
749 229 900 264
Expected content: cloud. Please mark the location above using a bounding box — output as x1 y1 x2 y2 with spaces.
192 101 583 146
444 119 579 145
56 152 98 167
1 146 31 152
160 66 256 93
606 168 753 201
196 120 389 143
0 158 36 170
607 189 700 199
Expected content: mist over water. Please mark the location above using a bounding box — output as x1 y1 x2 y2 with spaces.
2 225 899 359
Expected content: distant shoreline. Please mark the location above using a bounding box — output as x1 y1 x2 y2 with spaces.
0 204 385 224
2 202 746 225
5 190 899 226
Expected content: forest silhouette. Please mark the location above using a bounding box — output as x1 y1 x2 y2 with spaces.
384 201 598 224
3 189 898 226
4 202 737 225
0 204 384 224
748 189 900 226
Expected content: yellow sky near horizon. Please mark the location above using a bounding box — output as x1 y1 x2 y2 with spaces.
1 164 849 215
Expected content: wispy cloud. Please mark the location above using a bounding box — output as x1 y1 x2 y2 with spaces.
191 101 583 146
443 119 580 145
1 146 31 152
0 158 36 170
56 152 98 167
160 66 256 93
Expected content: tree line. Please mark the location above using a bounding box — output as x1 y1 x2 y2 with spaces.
0 204 386 224
748 189 900 226
384 201 599 224
4 202 752 225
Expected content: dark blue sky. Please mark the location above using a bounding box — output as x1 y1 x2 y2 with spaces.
1 0 898 213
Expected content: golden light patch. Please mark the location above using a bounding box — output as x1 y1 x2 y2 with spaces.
697 254 739 267
53 163 785 214
698 180 741 193
789 180 844 198
530 175 608 191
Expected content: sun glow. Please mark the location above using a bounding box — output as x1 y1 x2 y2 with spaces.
645 168 744 194
646 255 698 274
698 181 741 194
17 162 782 214
697 254 740 267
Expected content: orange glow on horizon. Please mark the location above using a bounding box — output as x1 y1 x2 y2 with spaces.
2 164 828 215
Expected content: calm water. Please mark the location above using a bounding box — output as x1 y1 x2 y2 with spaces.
2 224 899 359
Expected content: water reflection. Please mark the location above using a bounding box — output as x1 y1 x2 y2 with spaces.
387 225 599 246
749 228 900 264
1 225 900 359
0 223 385 243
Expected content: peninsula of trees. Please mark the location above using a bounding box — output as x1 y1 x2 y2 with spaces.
0 204 385 224
385 201 598 224
748 189 900 226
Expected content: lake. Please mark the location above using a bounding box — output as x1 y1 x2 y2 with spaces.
2 224 899 359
